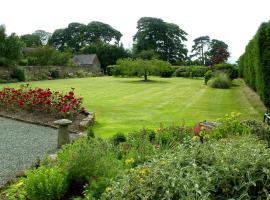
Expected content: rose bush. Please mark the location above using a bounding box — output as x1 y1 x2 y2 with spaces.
0 84 83 117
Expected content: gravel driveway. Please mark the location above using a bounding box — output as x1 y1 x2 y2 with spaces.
0 117 58 187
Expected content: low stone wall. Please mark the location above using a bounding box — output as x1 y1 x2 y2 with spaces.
0 65 103 82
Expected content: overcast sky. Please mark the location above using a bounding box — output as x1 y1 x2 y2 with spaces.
1 0 270 62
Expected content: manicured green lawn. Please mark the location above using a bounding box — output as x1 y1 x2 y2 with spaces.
2 77 263 137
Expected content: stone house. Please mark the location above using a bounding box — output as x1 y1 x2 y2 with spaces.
73 54 102 73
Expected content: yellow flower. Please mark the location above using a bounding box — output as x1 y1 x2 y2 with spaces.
106 187 112 193
125 158 135 166
192 136 200 142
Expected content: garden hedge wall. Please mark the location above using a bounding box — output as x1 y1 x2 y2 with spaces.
239 21 270 107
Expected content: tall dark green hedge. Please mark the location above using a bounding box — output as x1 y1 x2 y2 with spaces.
239 21 270 107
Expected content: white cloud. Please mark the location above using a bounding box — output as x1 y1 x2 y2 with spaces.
1 0 270 62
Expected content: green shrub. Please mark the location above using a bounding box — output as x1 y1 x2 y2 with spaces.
10 66 26 81
49 68 60 79
103 137 270 200
25 166 67 200
57 138 119 196
159 66 174 77
204 69 213 85
244 119 270 147
111 133 127 146
174 66 208 78
87 125 95 138
106 65 116 76
209 72 231 89
214 63 239 79
2 179 27 200
210 112 250 140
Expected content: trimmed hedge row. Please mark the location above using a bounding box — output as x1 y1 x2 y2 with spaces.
239 21 270 107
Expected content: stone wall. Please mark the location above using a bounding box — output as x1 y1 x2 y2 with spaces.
0 65 103 82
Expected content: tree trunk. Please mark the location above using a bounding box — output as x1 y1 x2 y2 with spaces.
144 73 147 81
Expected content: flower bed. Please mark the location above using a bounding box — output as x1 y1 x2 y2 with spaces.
0 84 83 118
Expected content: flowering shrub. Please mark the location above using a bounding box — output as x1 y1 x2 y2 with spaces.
0 84 83 117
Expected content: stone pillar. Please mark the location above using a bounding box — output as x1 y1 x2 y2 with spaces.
54 119 72 148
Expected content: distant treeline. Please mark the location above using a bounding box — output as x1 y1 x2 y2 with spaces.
239 21 270 107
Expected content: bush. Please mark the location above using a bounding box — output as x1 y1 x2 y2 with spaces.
57 138 122 196
49 68 60 79
174 66 208 78
103 137 270 200
106 65 116 76
111 133 127 146
10 66 26 81
209 72 231 89
210 112 251 140
214 63 238 79
244 119 270 147
204 70 213 85
159 66 174 78
25 166 67 200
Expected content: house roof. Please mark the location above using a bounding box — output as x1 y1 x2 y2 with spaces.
73 54 98 65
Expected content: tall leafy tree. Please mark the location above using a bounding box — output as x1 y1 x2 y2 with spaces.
191 36 210 65
0 26 23 66
85 21 122 45
20 34 42 47
208 39 230 65
133 17 188 63
49 21 123 52
33 30 52 45
49 28 66 51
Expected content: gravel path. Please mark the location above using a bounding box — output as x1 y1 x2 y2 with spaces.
0 117 58 187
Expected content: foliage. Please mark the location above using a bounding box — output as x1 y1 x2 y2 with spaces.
0 84 83 117
57 138 123 197
10 66 26 81
209 72 232 89
244 119 270 147
214 63 238 79
0 25 24 66
191 35 210 65
174 66 208 77
204 69 213 85
210 112 250 140
26 46 73 66
33 30 52 45
25 166 67 200
111 133 127 145
1 179 27 200
135 49 159 60
49 21 122 52
20 34 42 47
133 17 188 63
208 39 230 65
81 42 129 73
239 21 270 107
103 136 270 200
114 58 171 81
159 66 175 78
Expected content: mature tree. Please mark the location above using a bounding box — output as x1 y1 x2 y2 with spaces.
20 34 42 47
116 58 171 81
85 21 122 45
33 30 52 45
208 39 230 65
82 42 129 72
49 28 67 51
191 36 210 65
133 17 188 63
49 21 123 52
